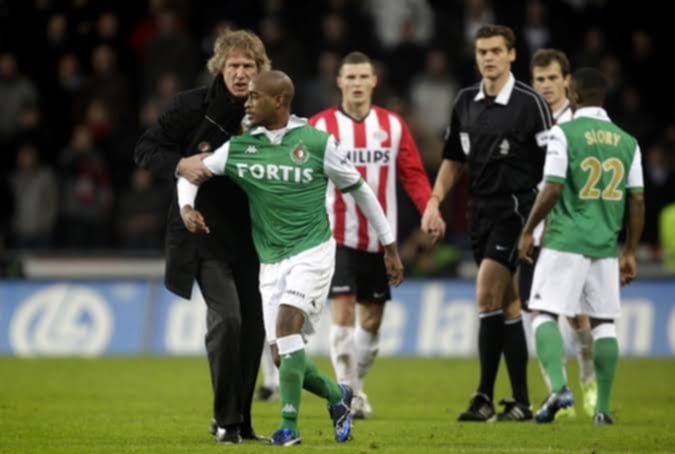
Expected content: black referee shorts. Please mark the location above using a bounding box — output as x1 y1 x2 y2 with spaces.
469 193 535 273
328 245 391 304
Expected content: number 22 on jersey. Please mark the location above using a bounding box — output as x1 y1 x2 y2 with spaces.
579 157 625 201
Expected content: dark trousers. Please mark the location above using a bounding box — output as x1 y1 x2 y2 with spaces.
197 255 264 428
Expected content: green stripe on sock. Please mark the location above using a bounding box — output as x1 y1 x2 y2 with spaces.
303 356 342 404
593 337 618 414
279 348 305 433
535 320 566 391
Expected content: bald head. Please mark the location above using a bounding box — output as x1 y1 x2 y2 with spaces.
245 70 296 128
253 70 295 106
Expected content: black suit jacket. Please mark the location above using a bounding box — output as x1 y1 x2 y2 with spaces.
134 76 257 298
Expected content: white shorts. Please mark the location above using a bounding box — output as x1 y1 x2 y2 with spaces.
529 248 621 319
259 239 336 344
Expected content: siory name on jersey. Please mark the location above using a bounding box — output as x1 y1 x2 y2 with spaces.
584 129 621 147
345 149 390 164
235 163 314 183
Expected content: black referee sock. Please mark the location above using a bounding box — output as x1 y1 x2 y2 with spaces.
503 317 530 405
477 310 504 401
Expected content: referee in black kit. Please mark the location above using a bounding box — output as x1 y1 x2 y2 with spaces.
422 25 552 422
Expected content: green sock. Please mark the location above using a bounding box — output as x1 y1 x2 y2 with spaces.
593 337 618 414
303 356 342 404
535 320 566 391
279 348 306 433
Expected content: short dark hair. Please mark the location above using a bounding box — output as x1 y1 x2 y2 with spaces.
571 67 607 105
340 51 372 67
475 25 516 50
530 48 571 76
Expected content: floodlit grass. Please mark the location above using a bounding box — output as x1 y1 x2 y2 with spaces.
1 357 673 453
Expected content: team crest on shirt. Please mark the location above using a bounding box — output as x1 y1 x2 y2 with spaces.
372 129 388 142
290 141 310 164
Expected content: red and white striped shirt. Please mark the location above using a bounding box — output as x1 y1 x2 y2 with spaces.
310 106 431 252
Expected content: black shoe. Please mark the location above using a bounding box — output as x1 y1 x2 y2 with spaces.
534 386 574 423
496 398 533 421
255 385 279 401
458 393 496 422
593 412 614 425
215 424 242 444
241 426 270 441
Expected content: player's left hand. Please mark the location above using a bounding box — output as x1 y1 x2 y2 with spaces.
517 231 534 264
421 202 446 243
383 243 404 287
619 253 637 287
426 214 446 244
180 205 210 234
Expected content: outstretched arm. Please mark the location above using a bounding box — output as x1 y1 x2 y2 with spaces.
323 135 404 286
350 183 403 286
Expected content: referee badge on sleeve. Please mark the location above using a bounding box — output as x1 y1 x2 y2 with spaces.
460 132 470 155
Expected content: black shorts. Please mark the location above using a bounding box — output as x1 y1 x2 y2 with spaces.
517 246 541 311
328 245 391 304
469 193 535 272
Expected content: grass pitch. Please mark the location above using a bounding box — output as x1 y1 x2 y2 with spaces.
1 357 673 453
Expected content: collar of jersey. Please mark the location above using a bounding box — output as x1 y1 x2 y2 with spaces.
574 106 610 122
474 72 515 105
554 100 571 120
249 114 307 138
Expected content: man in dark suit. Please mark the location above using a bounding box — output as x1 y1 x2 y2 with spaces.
134 29 269 444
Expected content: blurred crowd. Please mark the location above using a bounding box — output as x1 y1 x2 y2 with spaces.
0 0 673 271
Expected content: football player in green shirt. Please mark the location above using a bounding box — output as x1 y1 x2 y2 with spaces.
518 67 645 425
177 70 404 445
529 48 596 418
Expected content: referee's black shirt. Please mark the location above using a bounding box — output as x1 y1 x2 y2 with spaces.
443 73 552 199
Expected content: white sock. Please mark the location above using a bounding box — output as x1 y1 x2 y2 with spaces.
573 328 595 384
329 324 355 387
260 343 279 389
354 326 379 393
591 322 616 340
